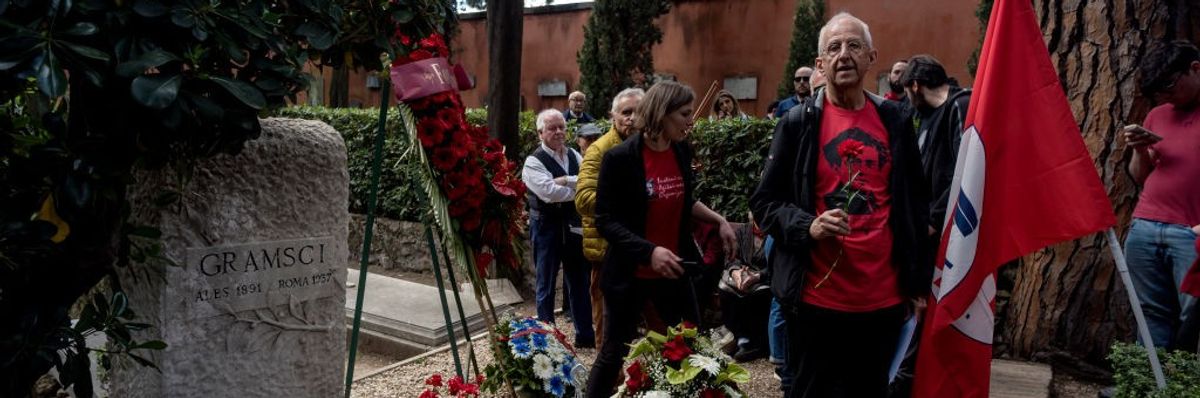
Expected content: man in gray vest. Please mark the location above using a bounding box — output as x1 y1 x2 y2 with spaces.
521 109 595 348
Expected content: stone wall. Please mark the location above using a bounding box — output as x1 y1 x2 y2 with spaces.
347 214 435 274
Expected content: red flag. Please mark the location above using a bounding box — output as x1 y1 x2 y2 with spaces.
911 0 1116 396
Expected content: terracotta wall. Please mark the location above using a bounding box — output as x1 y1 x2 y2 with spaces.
317 0 981 117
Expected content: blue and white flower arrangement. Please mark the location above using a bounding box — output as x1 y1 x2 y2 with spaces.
483 315 587 397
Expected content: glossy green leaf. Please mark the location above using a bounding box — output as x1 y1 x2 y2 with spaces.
111 292 128 316
209 76 265 109
295 22 335 50
36 51 67 97
62 22 97 36
132 0 168 17
116 50 179 77
59 41 109 62
170 8 195 28
131 73 182 109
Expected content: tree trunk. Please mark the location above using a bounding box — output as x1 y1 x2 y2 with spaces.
1002 0 1198 372
329 64 350 108
486 1 523 162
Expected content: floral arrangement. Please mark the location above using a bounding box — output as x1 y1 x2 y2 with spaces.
391 31 527 276
483 316 586 397
419 373 485 398
814 139 866 288
615 323 749 397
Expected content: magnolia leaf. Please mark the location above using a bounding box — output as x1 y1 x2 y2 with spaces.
131 73 182 109
62 22 97 36
116 50 179 77
209 76 266 109
36 50 66 97
665 360 702 385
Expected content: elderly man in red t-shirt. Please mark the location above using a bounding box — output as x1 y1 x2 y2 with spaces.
1123 39 1200 351
750 12 932 398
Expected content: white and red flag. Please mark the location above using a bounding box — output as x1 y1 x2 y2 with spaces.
910 0 1116 396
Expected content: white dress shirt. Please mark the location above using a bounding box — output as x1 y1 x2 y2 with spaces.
522 142 582 204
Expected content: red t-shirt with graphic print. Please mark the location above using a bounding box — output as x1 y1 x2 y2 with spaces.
639 145 685 279
801 98 903 312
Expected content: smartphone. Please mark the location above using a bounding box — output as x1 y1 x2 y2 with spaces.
680 260 702 277
1124 124 1163 141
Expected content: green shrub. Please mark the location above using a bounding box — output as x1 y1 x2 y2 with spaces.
271 106 426 222
690 118 778 223
1108 342 1200 397
463 108 611 159
274 106 773 225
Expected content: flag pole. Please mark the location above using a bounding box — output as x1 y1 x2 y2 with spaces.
1104 228 1166 389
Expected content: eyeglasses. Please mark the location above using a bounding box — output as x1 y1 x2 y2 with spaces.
794 76 811 83
822 39 867 57
1159 72 1185 93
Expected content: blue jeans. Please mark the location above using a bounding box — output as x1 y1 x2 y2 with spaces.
531 214 594 342
1125 218 1198 349
769 298 794 389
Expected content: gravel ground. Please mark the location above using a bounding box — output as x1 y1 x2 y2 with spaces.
351 301 784 397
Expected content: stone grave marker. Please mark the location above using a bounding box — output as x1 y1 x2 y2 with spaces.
110 118 349 397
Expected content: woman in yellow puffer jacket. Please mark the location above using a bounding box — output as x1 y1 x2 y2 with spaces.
574 87 644 348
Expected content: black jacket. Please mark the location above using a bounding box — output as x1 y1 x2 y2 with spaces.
750 90 933 310
594 132 701 295
917 87 971 235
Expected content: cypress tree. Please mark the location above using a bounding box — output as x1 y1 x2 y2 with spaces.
777 0 826 99
577 0 671 117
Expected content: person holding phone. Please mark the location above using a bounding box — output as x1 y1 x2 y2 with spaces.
586 81 737 397
1122 39 1200 350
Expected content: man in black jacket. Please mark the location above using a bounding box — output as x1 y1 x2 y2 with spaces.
902 54 972 237
886 54 971 398
750 12 932 398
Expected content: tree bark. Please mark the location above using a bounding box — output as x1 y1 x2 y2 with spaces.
486 1 523 162
329 64 350 108
1002 0 1198 371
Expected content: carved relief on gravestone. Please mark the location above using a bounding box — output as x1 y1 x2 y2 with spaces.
110 118 349 398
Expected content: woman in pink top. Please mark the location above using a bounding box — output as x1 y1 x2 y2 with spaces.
1122 39 1200 350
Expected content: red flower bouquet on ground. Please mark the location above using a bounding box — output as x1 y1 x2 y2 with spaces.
419 373 484 398
614 323 748 397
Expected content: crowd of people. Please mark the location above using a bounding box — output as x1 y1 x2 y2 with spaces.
518 11 1199 398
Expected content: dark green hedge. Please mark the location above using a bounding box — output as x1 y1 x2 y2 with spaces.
271 106 426 221
1109 342 1200 397
272 106 773 224
691 117 777 224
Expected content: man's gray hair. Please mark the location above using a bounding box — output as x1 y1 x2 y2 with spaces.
535 109 564 132
610 88 646 113
818 12 874 53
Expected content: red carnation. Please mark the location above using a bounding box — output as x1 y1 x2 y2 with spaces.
425 374 444 387
432 146 460 171
417 119 448 148
662 334 693 362
419 389 438 398
447 375 464 394
436 108 464 129
461 208 482 232
409 49 434 62
624 360 649 393
837 140 865 160
474 374 485 386
700 388 728 398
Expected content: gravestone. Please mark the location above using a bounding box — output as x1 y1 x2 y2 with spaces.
110 118 350 397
